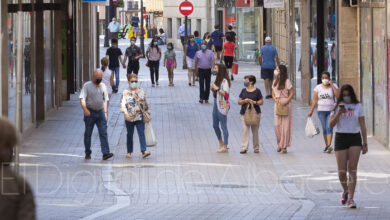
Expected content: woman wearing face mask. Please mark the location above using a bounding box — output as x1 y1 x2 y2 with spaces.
238 75 264 154
272 65 294 153
184 35 200 86
211 64 231 153
120 74 151 159
329 85 368 209
163 43 177 86
308 71 340 153
146 38 162 87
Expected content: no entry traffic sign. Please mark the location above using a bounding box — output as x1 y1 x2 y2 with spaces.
179 1 194 16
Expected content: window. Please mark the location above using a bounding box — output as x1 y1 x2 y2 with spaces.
176 18 181 39
167 18 172 38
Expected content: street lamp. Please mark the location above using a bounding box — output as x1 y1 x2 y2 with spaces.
140 0 145 57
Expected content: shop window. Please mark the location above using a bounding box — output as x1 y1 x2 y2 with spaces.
167 18 172 38
176 18 181 39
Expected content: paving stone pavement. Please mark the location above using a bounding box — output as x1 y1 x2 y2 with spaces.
17 39 390 220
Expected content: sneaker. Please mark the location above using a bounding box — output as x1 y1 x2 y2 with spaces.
199 100 203 104
254 149 260 153
205 100 209 104
240 149 247 154
142 151 151 158
265 95 271 99
341 190 348 205
327 146 334 154
231 75 234 81
347 199 357 209
156 82 159 86
85 154 91 160
152 84 155 87
189 83 192 86
102 153 114 160
126 153 131 158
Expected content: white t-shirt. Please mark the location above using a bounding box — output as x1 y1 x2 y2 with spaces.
314 84 338 111
332 103 365 133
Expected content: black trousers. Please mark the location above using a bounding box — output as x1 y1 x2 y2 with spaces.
198 68 212 101
149 61 160 84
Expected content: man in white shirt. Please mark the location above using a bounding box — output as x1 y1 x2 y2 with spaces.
107 17 120 40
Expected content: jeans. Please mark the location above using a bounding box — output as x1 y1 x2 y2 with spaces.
318 111 333 135
125 120 147 153
213 101 228 145
198 68 211 101
84 110 110 155
110 67 120 90
149 61 160 84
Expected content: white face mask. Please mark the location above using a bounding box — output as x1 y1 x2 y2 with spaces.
274 70 280 76
322 79 329 85
130 82 138 89
131 41 135 45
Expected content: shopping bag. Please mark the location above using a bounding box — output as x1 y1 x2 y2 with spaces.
232 63 238 75
305 117 320 138
145 122 157 146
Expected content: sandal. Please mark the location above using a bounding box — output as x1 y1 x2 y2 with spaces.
277 147 282 152
282 149 287 154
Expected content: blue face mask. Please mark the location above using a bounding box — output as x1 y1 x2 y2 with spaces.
167 46 172 50
154 42 158 46
244 82 250 87
201 45 207 50
343 96 351 103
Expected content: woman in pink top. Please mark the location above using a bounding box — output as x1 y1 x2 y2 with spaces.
272 65 294 153
146 38 162 87
221 34 237 81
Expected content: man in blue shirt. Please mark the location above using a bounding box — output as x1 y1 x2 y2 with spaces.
259 37 279 99
131 16 140 37
178 23 191 49
107 17 120 40
210 25 224 60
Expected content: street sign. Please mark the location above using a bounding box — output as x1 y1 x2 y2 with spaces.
179 1 194 16
113 0 117 5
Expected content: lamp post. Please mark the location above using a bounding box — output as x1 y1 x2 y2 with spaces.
140 0 145 57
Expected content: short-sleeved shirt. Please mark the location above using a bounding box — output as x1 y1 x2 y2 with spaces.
225 31 237 43
331 103 365 133
147 46 161 61
79 81 109 111
164 50 176 60
223 41 236 57
260 44 278 69
195 38 203 47
314 84 339 112
210 30 224 47
239 88 263 115
272 79 293 99
186 43 199 59
106 47 123 69
194 49 215 69
108 21 120 33
131 16 139 27
125 46 142 64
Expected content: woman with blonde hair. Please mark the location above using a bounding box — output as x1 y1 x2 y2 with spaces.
120 74 151 158
272 65 294 153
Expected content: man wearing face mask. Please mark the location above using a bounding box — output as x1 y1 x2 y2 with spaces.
123 37 143 76
80 70 113 160
194 41 216 103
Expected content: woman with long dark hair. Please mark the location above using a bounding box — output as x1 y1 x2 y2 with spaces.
272 65 294 153
329 84 368 209
211 64 231 153
308 71 340 153
146 38 161 86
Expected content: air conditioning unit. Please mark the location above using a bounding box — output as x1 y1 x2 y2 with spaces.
343 0 358 7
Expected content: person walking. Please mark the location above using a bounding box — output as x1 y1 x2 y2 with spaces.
100 57 114 105
131 16 140 37
194 41 215 104
211 64 231 153
210 25 225 60
106 38 124 93
146 38 162 87
163 42 177 86
184 35 200 86
123 37 143 76
107 17 120 40
259 37 279 99
0 117 36 220
194 31 203 46
272 65 294 153
221 34 237 81
24 38 31 94
79 69 114 160
331 43 337 80
178 23 191 49
329 84 368 209
120 74 151 159
238 75 264 154
308 71 340 153
225 25 237 43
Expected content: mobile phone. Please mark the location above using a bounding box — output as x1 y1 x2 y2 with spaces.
339 104 345 108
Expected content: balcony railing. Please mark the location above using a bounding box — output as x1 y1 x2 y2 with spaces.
127 1 139 11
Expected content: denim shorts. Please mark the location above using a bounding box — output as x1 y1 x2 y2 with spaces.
317 111 333 135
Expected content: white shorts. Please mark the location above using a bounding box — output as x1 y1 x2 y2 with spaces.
186 57 195 69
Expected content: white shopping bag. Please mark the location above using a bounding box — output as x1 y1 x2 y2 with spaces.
305 117 320 138
145 122 157 146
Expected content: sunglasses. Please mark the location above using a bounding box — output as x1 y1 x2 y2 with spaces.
130 81 138 83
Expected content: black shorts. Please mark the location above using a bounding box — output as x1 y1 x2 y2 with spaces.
224 56 234 69
127 61 140 75
335 132 363 151
261 68 274 80
214 46 222 52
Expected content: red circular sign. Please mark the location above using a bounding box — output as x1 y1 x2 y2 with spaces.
179 1 194 16
112 0 117 5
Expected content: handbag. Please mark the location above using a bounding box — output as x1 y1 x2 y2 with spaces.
244 103 259 126
133 91 151 123
276 104 289 116
232 63 238 75
145 122 157 146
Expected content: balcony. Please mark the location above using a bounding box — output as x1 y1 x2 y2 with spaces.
127 1 139 11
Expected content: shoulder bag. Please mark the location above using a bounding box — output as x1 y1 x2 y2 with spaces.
244 103 260 126
275 91 289 116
